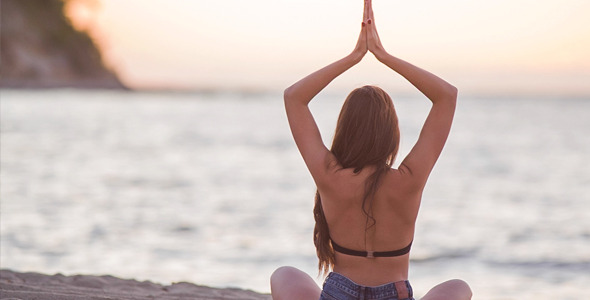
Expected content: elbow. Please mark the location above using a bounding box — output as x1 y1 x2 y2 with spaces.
430 84 458 106
283 86 295 105
284 84 313 108
447 84 458 102
443 84 458 107
284 85 306 108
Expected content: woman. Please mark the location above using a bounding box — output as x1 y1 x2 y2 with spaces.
271 1 472 299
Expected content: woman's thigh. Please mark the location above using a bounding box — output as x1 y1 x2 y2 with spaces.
420 279 472 300
271 266 321 300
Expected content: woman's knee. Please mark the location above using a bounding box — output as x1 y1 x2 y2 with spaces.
447 279 472 298
422 278 472 300
271 266 299 285
270 266 321 300
270 266 306 292
270 266 295 285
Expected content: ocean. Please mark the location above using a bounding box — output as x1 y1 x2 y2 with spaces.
1 89 589 299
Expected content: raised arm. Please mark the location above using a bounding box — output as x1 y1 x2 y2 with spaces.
284 3 370 186
365 0 458 188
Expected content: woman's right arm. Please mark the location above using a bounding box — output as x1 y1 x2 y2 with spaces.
366 0 457 188
377 53 457 187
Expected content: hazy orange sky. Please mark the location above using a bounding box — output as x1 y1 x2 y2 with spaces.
67 0 590 95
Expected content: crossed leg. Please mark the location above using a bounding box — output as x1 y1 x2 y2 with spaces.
270 266 321 300
420 279 472 300
271 266 471 300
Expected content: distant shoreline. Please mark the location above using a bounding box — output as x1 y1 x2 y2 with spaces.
0 269 270 300
0 79 128 91
1 87 588 100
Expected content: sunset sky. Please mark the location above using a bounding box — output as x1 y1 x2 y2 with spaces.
67 0 590 96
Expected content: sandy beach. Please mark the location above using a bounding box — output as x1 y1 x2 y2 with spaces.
0 270 271 300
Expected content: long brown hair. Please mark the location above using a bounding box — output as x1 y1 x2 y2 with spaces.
314 85 400 275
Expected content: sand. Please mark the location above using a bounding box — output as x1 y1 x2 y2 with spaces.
0 269 271 300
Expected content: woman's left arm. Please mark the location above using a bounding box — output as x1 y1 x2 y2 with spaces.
285 10 368 185
284 55 360 183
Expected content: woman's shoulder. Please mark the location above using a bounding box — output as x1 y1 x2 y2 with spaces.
319 163 370 195
382 167 423 196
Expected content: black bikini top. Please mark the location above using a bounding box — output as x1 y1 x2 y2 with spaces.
331 239 413 258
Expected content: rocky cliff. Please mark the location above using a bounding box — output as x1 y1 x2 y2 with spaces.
1 0 126 89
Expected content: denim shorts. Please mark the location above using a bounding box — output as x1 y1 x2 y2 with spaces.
319 272 414 300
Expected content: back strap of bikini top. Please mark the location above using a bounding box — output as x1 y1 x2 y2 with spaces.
331 240 413 258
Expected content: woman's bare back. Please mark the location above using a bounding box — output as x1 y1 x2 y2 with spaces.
320 167 418 285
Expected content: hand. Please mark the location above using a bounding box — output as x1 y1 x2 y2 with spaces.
351 0 370 61
365 0 387 59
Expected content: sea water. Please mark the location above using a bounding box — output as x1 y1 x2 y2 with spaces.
1 89 589 299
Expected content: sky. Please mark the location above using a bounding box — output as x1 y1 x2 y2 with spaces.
66 0 590 96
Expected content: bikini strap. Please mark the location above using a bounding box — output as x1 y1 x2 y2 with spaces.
331 240 412 258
